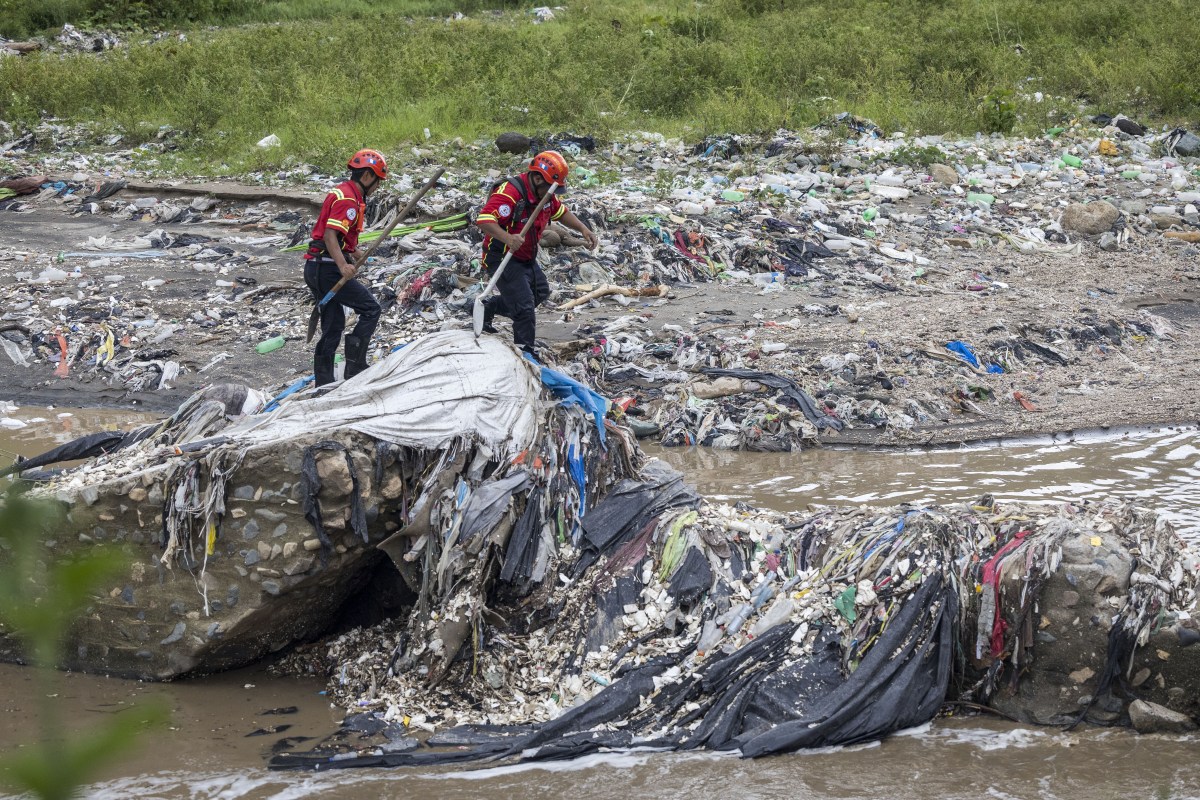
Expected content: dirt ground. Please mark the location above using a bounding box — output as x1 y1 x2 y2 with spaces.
2 174 1199 447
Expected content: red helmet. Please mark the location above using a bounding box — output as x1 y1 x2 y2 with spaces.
347 149 388 180
529 150 569 186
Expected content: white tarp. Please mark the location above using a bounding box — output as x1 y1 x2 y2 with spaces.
226 330 543 453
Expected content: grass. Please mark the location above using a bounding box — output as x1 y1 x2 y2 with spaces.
1 0 1198 177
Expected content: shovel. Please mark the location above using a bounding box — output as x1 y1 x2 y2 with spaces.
473 182 558 338
306 167 445 343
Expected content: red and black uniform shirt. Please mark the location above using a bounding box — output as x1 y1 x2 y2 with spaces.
305 179 366 259
477 172 565 262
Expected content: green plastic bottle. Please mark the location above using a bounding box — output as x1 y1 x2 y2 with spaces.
721 189 745 202
256 335 286 354
862 207 878 222
967 192 996 206
1121 170 1141 179
1061 153 1083 168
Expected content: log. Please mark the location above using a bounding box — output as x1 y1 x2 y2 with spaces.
559 283 670 310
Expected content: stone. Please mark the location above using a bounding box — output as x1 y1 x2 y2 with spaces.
929 164 958 185
1069 666 1095 684
283 541 298 558
316 455 353 498
1171 131 1200 158
495 132 531 155
159 622 186 645
1132 667 1151 687
1060 201 1119 235
128 487 147 502
257 541 272 561
1151 213 1183 229
303 538 322 551
1060 590 1080 607
1098 232 1119 252
381 473 403 500
1128 699 1197 734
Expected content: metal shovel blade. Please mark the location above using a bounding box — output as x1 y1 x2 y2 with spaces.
472 294 487 338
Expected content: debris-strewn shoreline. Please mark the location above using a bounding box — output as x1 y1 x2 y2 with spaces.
2 122 1199 448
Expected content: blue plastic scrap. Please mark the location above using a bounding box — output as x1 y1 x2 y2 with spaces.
536 364 612 447
945 340 1005 374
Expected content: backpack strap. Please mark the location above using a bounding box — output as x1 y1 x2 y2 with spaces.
491 174 531 230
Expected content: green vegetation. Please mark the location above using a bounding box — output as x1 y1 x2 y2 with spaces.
0 484 168 800
1 0 1198 175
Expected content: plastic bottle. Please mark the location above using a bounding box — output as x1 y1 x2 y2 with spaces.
1062 153 1083 168
697 620 722 654
256 335 286 354
1121 169 1141 180
724 603 754 636
749 597 795 638
862 207 878 222
966 192 996 206
721 189 745 202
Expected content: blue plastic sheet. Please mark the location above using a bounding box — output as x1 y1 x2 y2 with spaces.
945 340 1005 374
533 361 612 448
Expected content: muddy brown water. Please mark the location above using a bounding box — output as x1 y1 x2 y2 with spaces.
2 410 1199 798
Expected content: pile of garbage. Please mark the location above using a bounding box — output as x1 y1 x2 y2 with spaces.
268 479 1199 768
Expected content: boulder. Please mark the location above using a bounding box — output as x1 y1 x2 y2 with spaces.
495 132 531 155
1061 201 1120 235
1129 700 1198 734
928 163 958 185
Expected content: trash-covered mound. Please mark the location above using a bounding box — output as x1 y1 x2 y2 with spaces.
269 491 1199 769
2 332 637 679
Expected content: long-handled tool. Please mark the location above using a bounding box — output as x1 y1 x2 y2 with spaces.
306 167 445 343
473 183 558 339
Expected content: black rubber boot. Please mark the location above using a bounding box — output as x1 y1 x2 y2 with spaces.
344 335 368 379
481 299 498 334
314 353 336 387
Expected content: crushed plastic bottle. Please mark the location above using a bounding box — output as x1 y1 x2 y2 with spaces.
1061 153 1083 168
967 192 996 206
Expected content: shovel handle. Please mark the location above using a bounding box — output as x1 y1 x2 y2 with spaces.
357 167 445 264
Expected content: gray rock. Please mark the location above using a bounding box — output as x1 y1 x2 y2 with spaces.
1171 132 1200 158
1129 699 1197 734
1061 201 1120 235
495 132 531 154
160 622 186 645
1099 232 1120 252
1119 199 1147 215
929 164 958 185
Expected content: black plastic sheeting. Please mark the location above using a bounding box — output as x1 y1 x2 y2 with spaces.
701 367 845 432
270 574 955 769
0 426 155 478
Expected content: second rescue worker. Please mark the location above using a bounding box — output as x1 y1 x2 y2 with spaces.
475 150 597 356
303 149 387 385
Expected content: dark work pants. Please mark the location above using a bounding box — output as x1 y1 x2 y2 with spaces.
482 250 550 354
303 259 381 384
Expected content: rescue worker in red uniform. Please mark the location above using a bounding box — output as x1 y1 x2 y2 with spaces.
303 149 387 385
475 150 596 355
